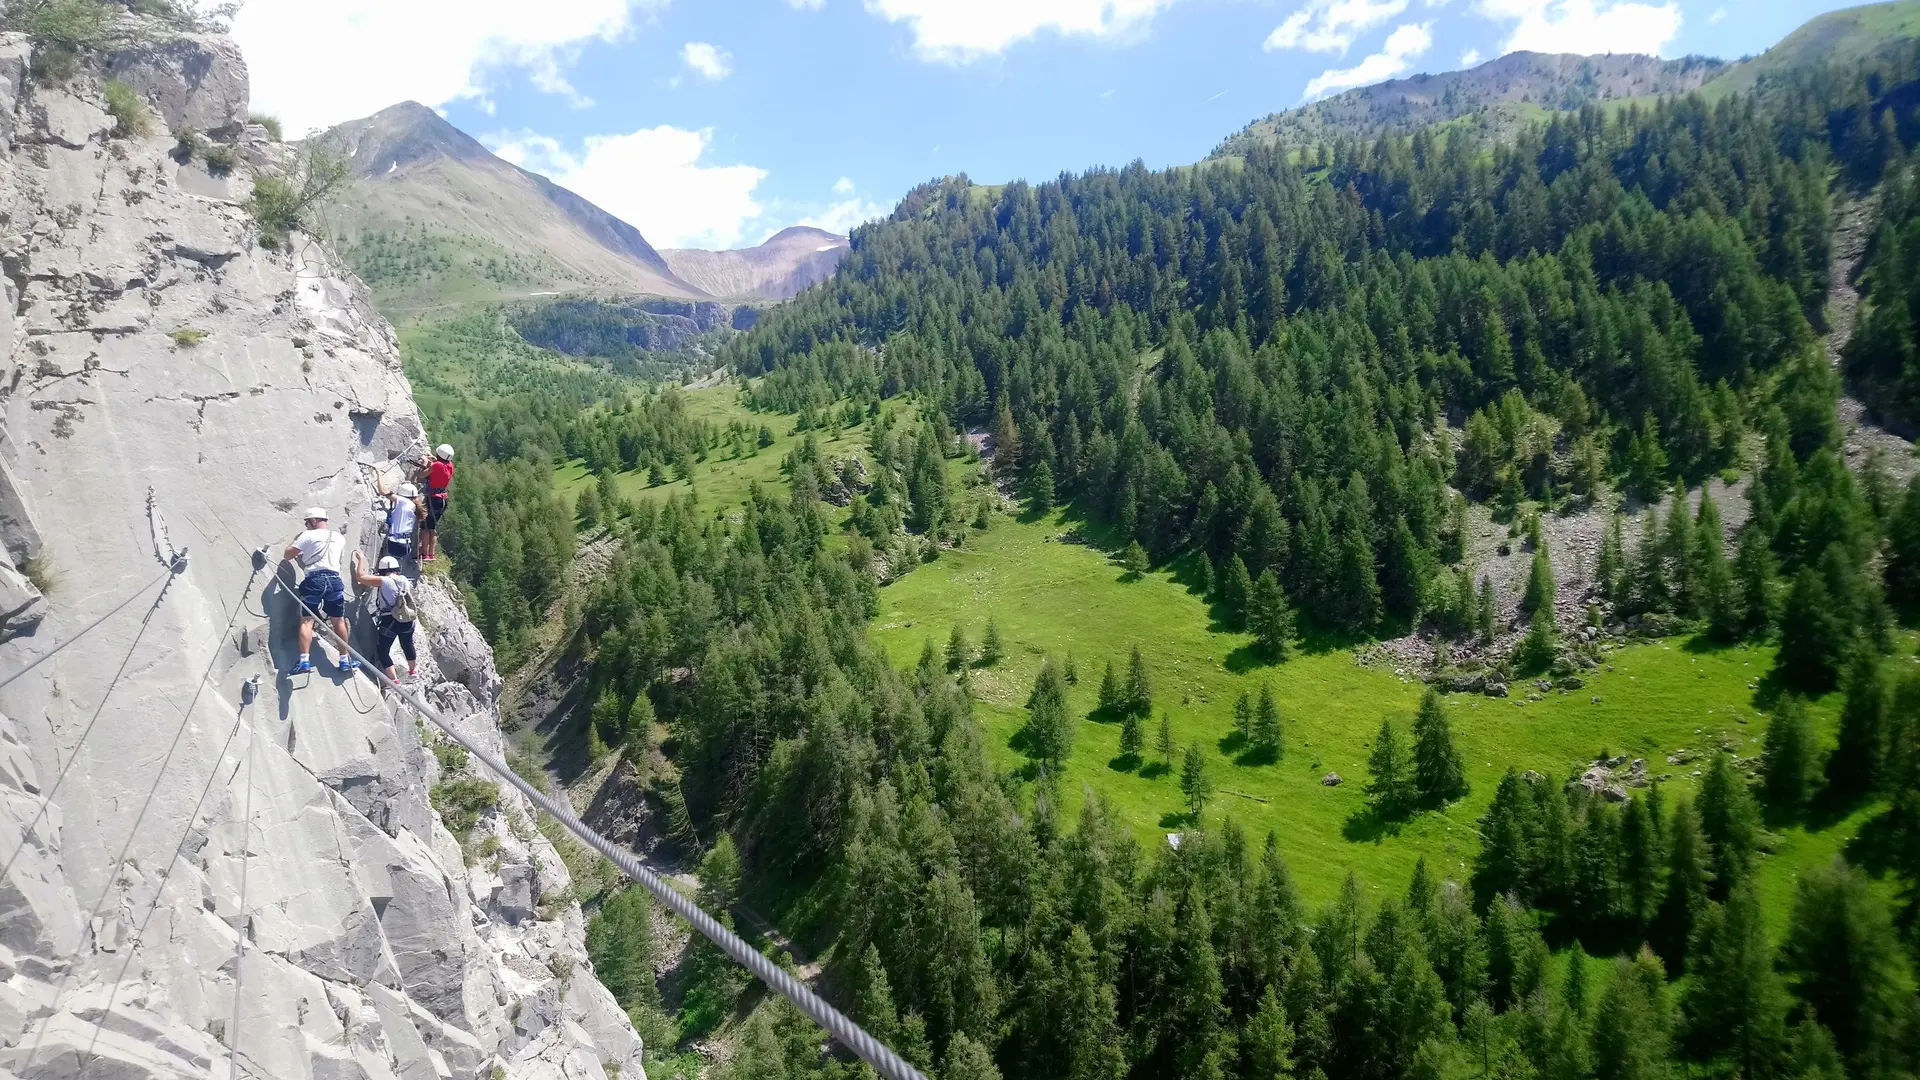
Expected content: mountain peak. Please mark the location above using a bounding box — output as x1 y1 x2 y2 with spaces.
326 100 497 178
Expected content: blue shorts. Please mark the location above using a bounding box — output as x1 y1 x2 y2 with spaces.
299 569 346 619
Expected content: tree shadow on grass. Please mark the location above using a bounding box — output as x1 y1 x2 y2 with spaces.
1842 803 1904 875
1223 644 1275 674
1140 761 1172 780
1217 731 1248 755
1235 745 1279 768
1087 704 1127 725
1108 752 1142 773
1343 805 1406 844
1159 810 1196 830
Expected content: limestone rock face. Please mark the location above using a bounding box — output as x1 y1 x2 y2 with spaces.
0 21 644 1080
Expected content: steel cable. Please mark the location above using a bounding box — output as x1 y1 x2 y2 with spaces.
271 557 929 1080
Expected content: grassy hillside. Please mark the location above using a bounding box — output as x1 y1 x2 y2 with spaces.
1711 0 1920 97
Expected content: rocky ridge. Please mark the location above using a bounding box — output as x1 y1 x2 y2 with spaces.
0 12 643 1080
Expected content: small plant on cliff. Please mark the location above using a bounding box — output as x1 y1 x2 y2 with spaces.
202 142 237 175
429 777 499 844
247 143 351 249
249 113 282 141
168 327 207 348
102 80 150 138
9 0 112 81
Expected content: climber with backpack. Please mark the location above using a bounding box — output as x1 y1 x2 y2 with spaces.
384 482 423 562
418 444 454 563
282 507 359 675
352 549 418 681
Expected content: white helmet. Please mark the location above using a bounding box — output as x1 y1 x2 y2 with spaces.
303 506 328 521
398 482 418 499
434 444 454 461
377 555 401 571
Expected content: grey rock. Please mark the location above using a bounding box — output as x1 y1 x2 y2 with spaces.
1485 681 1509 698
105 29 249 137
1321 772 1343 786
0 23 643 1080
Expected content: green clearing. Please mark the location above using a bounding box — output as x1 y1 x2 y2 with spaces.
553 384 893 512
870 496 1870 936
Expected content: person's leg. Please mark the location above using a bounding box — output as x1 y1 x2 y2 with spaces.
297 615 315 659
375 618 399 680
398 622 417 675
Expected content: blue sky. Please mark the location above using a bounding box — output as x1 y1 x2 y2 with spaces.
234 0 1871 251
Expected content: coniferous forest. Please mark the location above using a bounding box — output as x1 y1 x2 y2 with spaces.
423 38 1920 1080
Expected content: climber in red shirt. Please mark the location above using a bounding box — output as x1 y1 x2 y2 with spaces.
420 444 454 562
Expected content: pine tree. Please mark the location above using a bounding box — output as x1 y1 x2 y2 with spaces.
1619 794 1664 930
1697 752 1760 896
1517 606 1558 672
1475 575 1496 642
1632 511 1670 614
1233 690 1253 741
1055 926 1129 1080
1124 644 1152 717
980 616 1004 665
1025 659 1074 768
942 1033 1004 1080
575 482 603 531
1222 554 1254 629
1592 948 1673 1080
1626 414 1671 502
1598 512 1627 606
1247 569 1295 661
1333 520 1382 629
1665 482 1696 613
1684 883 1789 1078
1025 459 1056 515
1735 523 1780 635
1780 860 1912 1071
1776 567 1848 692
1655 798 1712 971
1098 660 1121 715
1522 545 1555 617
1882 474 1920 615
1180 743 1214 818
1157 712 1176 767
1762 695 1818 811
1120 711 1144 759
1253 682 1283 758
1242 987 1296 1080
1411 689 1469 803
1829 651 1888 796
1195 552 1216 598
1367 716 1412 817
946 623 971 671
586 886 658 1014
1121 540 1149 577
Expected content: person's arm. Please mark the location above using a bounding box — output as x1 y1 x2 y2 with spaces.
350 550 383 588
282 537 301 563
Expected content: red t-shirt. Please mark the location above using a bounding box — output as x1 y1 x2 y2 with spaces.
427 460 454 493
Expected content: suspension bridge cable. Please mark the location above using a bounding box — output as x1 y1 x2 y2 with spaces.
0 565 172 693
77 676 260 1070
227 696 257 1079
0 561 184 889
271 557 930 1080
21 564 260 1070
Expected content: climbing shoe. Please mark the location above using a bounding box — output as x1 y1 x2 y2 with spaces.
341 657 362 674
291 657 314 675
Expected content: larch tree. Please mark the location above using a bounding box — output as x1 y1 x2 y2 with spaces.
1411 689 1469 803
1367 716 1413 818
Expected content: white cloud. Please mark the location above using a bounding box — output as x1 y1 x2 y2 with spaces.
233 0 661 135
1303 21 1432 98
1264 0 1410 53
832 176 857 195
866 0 1179 62
486 126 768 249
1707 5 1725 23
682 41 733 80
1459 46 1481 64
787 0 826 7
1475 0 1681 56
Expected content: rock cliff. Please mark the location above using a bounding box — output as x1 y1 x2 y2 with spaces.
0 12 644 1079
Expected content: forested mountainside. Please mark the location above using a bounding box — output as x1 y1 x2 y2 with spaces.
1215 0 1920 159
411 16 1920 1080
1213 52 1723 158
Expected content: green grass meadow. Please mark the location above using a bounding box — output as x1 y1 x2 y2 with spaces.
871 498 1871 934
548 383 1883 936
